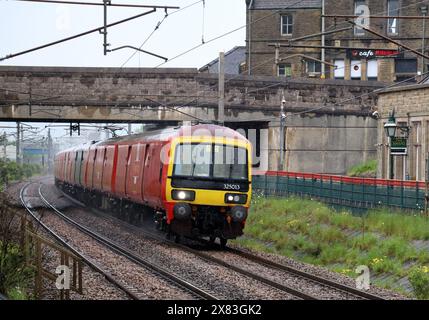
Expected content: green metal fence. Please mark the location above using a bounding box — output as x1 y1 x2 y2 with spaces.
252 171 427 212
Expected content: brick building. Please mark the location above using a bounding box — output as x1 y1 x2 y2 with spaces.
246 0 429 82
377 83 429 181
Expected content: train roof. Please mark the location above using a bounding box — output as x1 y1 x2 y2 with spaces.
56 124 249 155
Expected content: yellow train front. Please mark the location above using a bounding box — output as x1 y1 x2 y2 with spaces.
161 128 252 246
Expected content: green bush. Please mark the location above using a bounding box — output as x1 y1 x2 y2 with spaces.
0 159 41 186
347 159 377 177
408 266 429 299
0 243 33 299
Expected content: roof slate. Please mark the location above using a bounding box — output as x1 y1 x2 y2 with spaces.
252 0 322 9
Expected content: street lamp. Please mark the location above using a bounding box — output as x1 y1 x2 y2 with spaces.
384 112 411 180
384 114 397 138
384 113 397 180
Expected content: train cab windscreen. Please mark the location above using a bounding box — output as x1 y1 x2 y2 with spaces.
173 143 248 181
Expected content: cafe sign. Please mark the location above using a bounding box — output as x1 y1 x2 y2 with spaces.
347 49 402 59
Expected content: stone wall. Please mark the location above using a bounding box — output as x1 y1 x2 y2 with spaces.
0 66 383 122
377 84 429 181
0 66 382 175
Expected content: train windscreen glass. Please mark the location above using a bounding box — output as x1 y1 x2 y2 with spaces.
173 143 248 180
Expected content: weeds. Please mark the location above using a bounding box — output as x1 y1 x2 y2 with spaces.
234 196 429 299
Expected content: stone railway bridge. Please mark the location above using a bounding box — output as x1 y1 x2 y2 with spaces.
0 66 383 173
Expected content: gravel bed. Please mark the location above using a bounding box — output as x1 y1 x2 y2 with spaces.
40 183 299 300
38 237 130 300
37 179 407 300
205 251 361 300
62 207 296 300
38 210 196 300
227 242 409 300
19 181 196 300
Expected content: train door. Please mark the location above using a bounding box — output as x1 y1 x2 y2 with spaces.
115 145 131 197
86 147 97 189
70 151 76 185
125 143 146 203
102 145 117 193
67 152 73 183
74 150 82 186
63 153 67 182
80 150 88 186
93 147 106 191
143 144 162 207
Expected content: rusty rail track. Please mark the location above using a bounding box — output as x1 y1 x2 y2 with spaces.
19 182 140 300
37 184 219 300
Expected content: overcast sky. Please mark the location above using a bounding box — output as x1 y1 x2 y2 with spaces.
0 0 247 141
0 0 246 68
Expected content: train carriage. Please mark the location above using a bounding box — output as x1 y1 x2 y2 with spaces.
54 124 252 246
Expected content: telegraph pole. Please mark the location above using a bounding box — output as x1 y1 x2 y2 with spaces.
218 52 225 126
47 129 52 173
279 95 286 171
2 132 6 159
16 122 20 164
321 0 326 79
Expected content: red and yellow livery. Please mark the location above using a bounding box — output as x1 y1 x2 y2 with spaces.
54 124 252 246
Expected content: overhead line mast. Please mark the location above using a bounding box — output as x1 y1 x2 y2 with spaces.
3 1 179 59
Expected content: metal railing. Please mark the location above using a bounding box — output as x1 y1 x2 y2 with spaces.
252 171 427 212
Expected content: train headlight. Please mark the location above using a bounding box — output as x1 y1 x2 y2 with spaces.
224 193 247 204
172 190 196 201
230 206 248 223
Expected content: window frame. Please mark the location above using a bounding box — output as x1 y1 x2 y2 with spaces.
354 0 366 36
306 60 322 74
278 63 292 78
387 0 400 35
280 14 293 36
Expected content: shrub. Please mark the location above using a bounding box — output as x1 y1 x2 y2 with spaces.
347 160 377 178
408 266 429 299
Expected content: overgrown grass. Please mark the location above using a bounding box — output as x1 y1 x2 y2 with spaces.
0 242 33 300
233 196 429 299
347 159 377 177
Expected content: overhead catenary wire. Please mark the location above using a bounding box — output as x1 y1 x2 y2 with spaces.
2 0 429 131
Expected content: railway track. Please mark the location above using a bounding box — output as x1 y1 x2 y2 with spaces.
22 182 218 300
223 246 385 300
41 182 315 299
20 182 140 300
46 181 387 300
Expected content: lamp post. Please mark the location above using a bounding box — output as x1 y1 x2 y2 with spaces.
384 114 397 180
279 96 286 171
421 5 428 74
384 112 411 180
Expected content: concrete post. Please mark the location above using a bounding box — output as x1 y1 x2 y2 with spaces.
16 121 20 164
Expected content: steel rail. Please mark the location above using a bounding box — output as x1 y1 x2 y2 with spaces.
54 181 384 300
19 182 140 300
56 189 317 300
38 184 219 300
224 247 385 300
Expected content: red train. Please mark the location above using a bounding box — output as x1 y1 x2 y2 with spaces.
54 124 253 246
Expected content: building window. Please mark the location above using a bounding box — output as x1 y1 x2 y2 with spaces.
354 0 366 36
395 59 418 82
281 14 293 36
306 60 321 75
334 60 345 79
388 0 399 35
351 60 362 80
278 63 292 77
367 59 378 80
